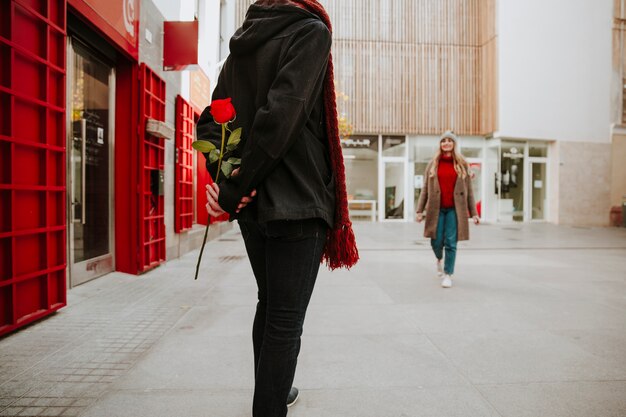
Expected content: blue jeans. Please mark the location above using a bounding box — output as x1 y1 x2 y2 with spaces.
430 208 458 275
239 218 327 417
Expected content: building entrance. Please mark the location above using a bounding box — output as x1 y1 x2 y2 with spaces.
66 39 115 287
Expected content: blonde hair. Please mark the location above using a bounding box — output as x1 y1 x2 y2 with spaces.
428 135 469 178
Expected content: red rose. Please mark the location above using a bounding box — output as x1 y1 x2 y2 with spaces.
210 98 236 124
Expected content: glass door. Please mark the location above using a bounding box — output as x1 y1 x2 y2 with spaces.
380 136 408 221
484 139 500 223
529 161 547 221
382 161 406 220
500 141 525 222
67 39 115 287
467 161 482 218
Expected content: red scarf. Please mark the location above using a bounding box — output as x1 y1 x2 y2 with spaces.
289 0 359 269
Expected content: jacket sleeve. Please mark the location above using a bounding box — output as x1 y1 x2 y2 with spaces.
217 21 332 214
416 163 430 213
466 173 478 217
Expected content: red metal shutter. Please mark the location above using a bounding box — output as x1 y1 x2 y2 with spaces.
137 63 166 272
175 95 194 232
0 0 67 336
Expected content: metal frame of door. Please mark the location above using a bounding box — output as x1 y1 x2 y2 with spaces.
65 38 115 287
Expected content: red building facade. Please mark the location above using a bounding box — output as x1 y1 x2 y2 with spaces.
1 0 215 337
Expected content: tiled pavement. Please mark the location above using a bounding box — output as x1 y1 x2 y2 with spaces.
1 222 625 417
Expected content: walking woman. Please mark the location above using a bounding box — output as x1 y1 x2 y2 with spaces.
197 1 358 416
416 131 479 288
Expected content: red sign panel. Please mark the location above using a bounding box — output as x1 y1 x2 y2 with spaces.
164 21 198 71
68 0 139 59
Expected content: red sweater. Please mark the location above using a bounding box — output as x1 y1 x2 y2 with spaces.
437 155 457 208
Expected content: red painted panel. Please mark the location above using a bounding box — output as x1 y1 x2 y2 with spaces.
138 63 165 272
14 233 47 276
175 95 195 232
47 150 64 186
48 269 65 306
0 285 12 331
48 110 64 147
12 4 47 59
15 275 47 320
47 190 64 226
163 21 198 71
47 230 65 268
0 94 12 137
14 190 46 230
0 0 67 337
114 61 139 274
13 145 45 185
13 54 45 100
0 239 11 278
0 190 11 232
13 101 45 144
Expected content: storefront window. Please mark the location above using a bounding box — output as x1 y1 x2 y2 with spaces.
529 142 548 157
460 137 484 158
382 135 406 157
410 137 439 214
343 135 378 220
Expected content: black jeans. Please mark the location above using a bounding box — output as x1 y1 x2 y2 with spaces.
238 218 327 417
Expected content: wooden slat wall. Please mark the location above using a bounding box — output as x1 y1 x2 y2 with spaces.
234 0 498 136
614 0 626 123
479 0 498 134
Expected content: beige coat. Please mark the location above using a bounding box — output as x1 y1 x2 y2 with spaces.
416 160 478 241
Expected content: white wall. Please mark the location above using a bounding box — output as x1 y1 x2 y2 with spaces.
149 0 221 99
199 0 222 77
497 0 613 143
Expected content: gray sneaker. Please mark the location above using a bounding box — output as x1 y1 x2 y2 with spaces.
436 259 443 277
287 387 299 407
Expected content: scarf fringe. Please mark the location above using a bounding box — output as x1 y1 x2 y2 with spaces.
291 0 360 270
322 223 359 270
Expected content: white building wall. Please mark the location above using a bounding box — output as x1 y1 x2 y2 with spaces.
497 0 613 143
150 0 222 98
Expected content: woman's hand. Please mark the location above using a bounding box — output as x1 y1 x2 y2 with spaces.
416 212 424 223
205 182 257 217
472 215 480 225
206 183 226 217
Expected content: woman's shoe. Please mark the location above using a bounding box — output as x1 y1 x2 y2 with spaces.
287 387 299 407
441 275 452 288
436 259 443 277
